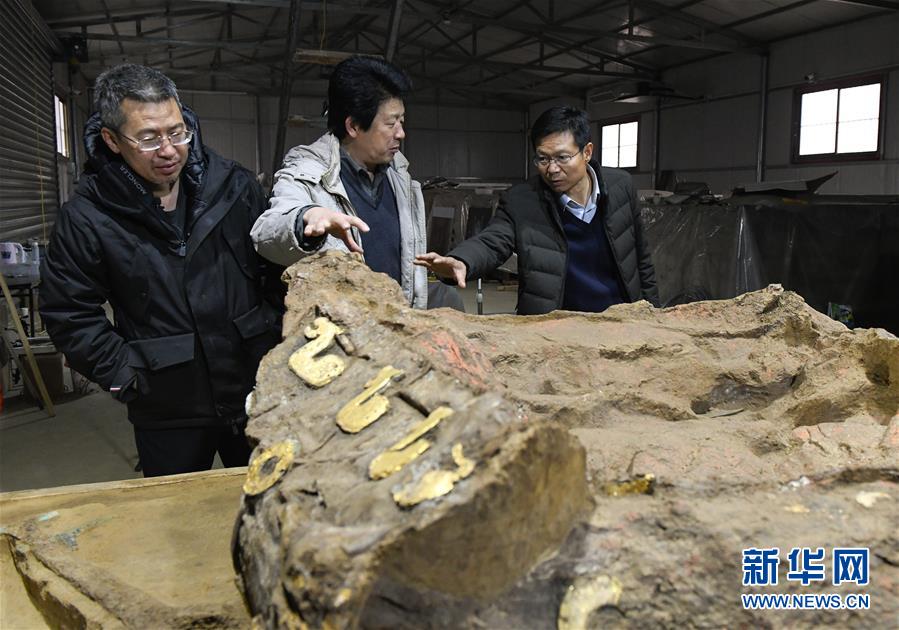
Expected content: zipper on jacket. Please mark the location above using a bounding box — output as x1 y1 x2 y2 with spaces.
177 240 187 257
542 190 569 310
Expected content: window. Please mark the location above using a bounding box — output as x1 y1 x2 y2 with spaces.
54 94 69 158
794 77 882 162
600 119 638 168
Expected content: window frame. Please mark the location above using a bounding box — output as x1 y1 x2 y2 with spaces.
791 74 885 164
598 115 640 170
54 93 70 159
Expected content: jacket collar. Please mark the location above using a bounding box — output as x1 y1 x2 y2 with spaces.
279 132 411 191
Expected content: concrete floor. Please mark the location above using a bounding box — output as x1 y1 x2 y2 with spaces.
0 283 518 493
457 280 518 316
0 390 139 492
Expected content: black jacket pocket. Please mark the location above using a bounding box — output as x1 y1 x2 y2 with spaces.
127 332 195 370
233 302 282 366
233 303 279 339
224 230 255 280
124 332 216 424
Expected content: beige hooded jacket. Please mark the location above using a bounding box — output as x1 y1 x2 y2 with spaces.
251 133 428 308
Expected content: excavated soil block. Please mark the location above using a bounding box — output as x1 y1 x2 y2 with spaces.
4 251 897 629
234 252 897 629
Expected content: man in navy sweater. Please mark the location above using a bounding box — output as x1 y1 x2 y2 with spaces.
416 106 658 315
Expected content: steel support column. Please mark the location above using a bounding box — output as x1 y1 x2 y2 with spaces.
272 0 303 179
756 54 769 183
385 0 405 62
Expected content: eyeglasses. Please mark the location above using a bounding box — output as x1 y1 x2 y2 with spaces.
118 129 194 152
532 149 582 168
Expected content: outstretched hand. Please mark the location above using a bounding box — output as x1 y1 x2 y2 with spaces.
414 252 468 288
303 206 369 254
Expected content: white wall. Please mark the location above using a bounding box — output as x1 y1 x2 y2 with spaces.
181 91 528 185
588 13 899 195
179 91 261 175
403 104 527 181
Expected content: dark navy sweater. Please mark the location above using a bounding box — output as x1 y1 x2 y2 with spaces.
561 209 625 313
339 156 402 285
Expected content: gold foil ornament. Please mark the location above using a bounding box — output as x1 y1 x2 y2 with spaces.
557 575 622 630
243 441 296 496
392 443 474 507
288 317 346 387
369 441 432 481
602 473 655 497
336 365 404 433
369 407 454 480
280 612 310 630
333 588 353 608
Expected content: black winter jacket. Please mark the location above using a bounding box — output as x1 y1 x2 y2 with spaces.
40 109 284 429
449 164 659 315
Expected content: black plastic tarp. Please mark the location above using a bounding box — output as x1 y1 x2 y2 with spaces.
642 194 899 335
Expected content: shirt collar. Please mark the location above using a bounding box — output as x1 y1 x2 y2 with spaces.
339 146 386 179
559 165 600 216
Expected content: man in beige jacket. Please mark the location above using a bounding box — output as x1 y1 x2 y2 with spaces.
251 55 428 308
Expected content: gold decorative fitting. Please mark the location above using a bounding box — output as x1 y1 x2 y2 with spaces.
369 440 432 481
288 317 346 387
281 611 310 630
333 588 353 608
290 573 307 591
336 366 404 433
369 407 454 480
557 575 623 630
392 442 474 507
243 441 296 496
602 474 655 497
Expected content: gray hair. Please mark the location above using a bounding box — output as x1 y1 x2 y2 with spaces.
93 64 180 130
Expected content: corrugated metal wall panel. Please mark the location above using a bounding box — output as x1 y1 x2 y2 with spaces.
0 0 58 244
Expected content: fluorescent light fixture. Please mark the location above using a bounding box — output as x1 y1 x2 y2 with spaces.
287 115 327 128
613 93 655 104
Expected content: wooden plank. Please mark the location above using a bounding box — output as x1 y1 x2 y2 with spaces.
0 468 251 627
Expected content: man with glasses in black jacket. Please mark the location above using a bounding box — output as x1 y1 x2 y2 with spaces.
416 106 659 315
40 64 284 476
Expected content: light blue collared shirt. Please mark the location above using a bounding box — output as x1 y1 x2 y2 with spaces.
559 165 600 223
